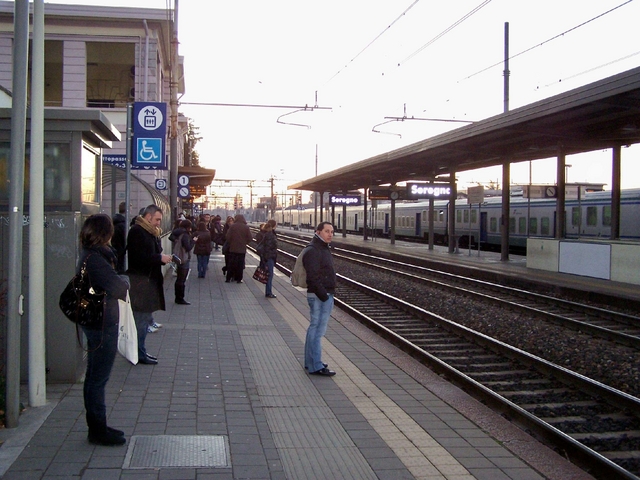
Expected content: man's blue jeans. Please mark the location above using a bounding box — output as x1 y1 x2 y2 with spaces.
133 310 153 359
265 257 275 295
305 293 334 372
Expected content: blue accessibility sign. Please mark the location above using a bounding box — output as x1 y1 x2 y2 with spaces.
132 102 167 170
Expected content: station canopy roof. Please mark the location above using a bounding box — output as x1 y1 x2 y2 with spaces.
289 66 640 193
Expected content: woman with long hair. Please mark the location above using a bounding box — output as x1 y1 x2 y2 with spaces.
78 214 129 445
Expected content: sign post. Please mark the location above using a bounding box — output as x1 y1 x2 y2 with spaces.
132 102 167 170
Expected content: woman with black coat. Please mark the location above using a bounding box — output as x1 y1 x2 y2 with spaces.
78 214 129 446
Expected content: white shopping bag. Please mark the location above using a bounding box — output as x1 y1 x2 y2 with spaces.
118 291 138 364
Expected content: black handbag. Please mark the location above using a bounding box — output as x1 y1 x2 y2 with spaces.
252 266 269 284
59 255 106 328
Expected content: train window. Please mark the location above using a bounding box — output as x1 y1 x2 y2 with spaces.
586 206 597 226
541 217 550 235
518 217 526 234
471 209 477 223
602 206 611 226
529 217 538 235
410 217 415 228
422 210 427 223
456 210 462 223
438 210 444 222
490 217 498 232
509 217 516 234
463 209 469 223
571 207 581 226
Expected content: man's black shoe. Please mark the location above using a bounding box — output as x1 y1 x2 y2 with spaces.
309 367 336 376
265 294 277 298
138 355 158 365
175 299 191 305
145 354 157 361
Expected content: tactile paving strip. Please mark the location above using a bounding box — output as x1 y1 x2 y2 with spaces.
123 435 230 469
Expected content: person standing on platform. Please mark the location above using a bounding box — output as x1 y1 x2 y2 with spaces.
126 204 172 365
78 214 129 445
261 219 278 298
111 202 127 274
170 219 194 304
193 221 212 278
303 222 337 376
224 214 252 283
221 215 234 275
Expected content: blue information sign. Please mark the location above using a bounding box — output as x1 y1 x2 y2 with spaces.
132 102 168 170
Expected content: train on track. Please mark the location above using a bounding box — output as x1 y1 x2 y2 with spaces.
276 188 640 251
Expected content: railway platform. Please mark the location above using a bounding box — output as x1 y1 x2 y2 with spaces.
0 249 593 479
280 225 640 305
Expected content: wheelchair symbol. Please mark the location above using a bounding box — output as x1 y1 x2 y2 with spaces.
136 138 162 164
140 140 158 160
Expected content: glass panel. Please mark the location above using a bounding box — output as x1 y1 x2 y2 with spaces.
463 209 469 223
586 206 597 226
529 217 538 235
81 146 98 203
541 217 550 235
509 217 515 233
456 210 462 223
471 209 477 223
571 207 580 226
518 217 526 234
0 142 71 203
602 206 611 226
490 217 497 232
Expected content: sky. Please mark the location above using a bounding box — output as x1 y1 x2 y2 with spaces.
45 0 640 200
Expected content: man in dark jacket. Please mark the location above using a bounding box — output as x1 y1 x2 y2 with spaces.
111 202 127 273
303 222 337 376
224 214 253 283
126 204 172 364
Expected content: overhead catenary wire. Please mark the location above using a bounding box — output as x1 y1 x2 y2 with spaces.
397 0 493 67
318 0 421 89
460 0 635 82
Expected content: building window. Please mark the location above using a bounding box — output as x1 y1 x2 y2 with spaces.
86 42 135 108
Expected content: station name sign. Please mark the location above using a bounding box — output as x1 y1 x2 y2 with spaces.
329 194 361 206
406 183 452 199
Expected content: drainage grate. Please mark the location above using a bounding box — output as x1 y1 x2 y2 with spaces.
123 435 230 469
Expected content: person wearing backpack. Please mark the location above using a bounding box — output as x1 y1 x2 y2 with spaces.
303 222 337 376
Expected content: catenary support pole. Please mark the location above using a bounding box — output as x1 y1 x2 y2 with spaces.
29 0 47 408
6 0 30 428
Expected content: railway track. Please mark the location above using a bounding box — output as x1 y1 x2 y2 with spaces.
268 247 640 480
271 232 640 350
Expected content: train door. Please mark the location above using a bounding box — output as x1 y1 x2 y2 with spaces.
337 213 341 232
354 214 358 233
415 212 421 237
480 212 488 243
384 213 390 234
